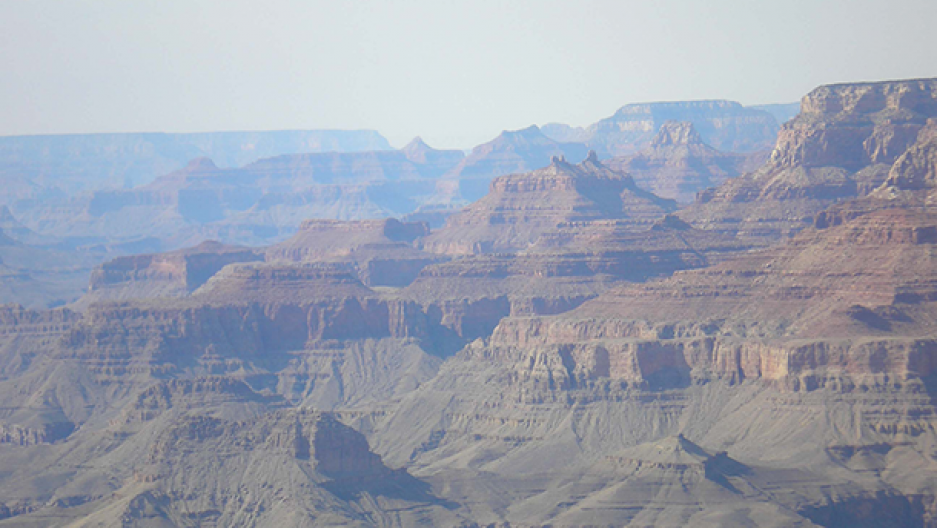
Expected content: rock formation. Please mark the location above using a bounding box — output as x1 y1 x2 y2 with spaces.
422 152 676 255
0 377 461 526
607 121 763 203
683 78 937 243
267 218 442 287
367 196 937 526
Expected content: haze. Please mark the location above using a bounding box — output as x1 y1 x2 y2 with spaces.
2 0 935 149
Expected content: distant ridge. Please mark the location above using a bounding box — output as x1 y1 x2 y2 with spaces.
0 129 393 190
542 99 780 156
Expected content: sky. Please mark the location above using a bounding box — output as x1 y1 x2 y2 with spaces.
1 0 936 149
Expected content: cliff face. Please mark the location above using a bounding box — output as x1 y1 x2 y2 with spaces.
394 204 937 405
881 118 937 191
363 182 937 526
683 78 937 243
770 79 937 170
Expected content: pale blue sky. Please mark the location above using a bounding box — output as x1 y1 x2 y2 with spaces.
2 0 935 149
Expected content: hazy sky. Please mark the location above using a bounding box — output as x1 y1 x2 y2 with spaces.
2 0 935 149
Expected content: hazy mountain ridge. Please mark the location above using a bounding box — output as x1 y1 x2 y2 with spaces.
0 129 393 192
542 99 783 157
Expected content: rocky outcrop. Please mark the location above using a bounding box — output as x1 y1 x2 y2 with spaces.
422 153 676 255
881 118 937 192
683 78 937 242
606 121 759 203
770 79 937 170
0 421 75 447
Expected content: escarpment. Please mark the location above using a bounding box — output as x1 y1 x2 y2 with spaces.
683 78 937 243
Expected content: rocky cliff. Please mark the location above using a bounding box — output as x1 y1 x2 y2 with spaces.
3 80 937 527
683 78 937 242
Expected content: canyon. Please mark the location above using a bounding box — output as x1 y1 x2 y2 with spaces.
0 78 936 526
